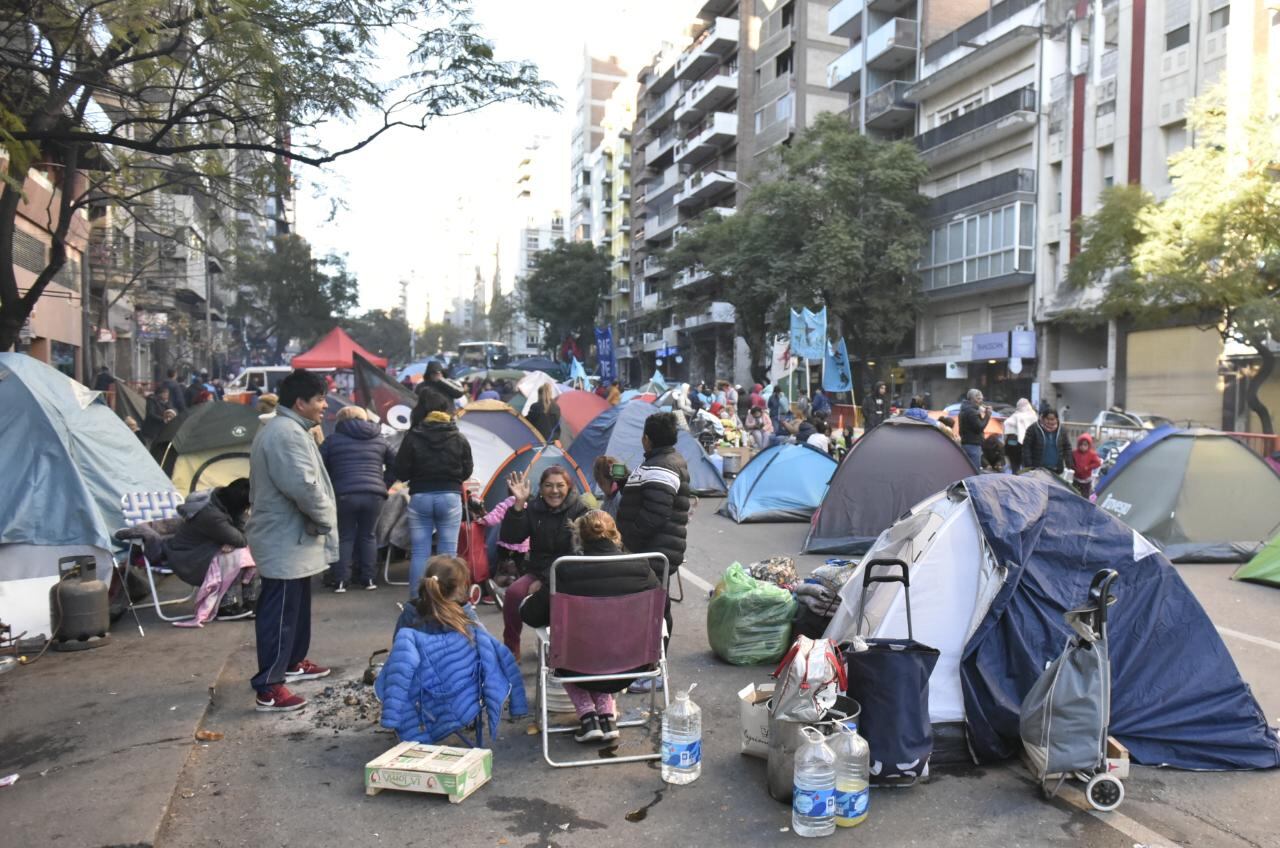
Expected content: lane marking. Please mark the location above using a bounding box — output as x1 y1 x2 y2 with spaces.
1216 626 1280 654
679 566 715 597
1005 765 1178 848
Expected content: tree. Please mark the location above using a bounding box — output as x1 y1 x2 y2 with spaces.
232 235 358 362
0 0 556 352
348 307 413 363
1069 84 1280 433
419 320 463 357
488 287 518 343
519 239 609 355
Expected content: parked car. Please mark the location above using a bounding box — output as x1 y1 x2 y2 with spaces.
1089 408 1174 441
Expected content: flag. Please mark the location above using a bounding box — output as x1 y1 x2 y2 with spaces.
569 355 588 383
650 369 667 390
594 326 617 382
353 352 417 432
789 306 827 360
823 338 853 393
770 335 796 384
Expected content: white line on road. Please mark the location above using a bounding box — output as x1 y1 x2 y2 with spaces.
679 566 715 597
1005 765 1178 848
1216 626 1280 653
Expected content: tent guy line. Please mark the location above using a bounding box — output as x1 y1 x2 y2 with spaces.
1216 625 1280 654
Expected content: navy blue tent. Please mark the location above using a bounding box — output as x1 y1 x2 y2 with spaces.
962 474 1280 770
718 444 836 523
569 401 726 495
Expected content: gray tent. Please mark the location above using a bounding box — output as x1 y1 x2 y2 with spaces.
804 415 975 554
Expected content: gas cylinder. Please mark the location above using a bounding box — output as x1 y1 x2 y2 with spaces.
50 556 110 647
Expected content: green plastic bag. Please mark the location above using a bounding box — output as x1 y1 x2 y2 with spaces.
707 562 798 666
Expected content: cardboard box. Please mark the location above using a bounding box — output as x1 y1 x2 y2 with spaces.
1105 736 1130 779
364 742 492 802
739 682 775 759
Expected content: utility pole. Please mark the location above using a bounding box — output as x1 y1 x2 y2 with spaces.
400 278 414 361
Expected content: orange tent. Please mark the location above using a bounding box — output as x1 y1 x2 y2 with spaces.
291 327 388 369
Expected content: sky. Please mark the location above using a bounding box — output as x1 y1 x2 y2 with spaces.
293 0 699 327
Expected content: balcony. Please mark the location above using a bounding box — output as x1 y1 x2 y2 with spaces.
645 84 683 126
828 44 865 93
642 330 662 351
645 128 678 166
925 168 1036 219
642 255 666 279
644 207 680 243
643 293 661 312
866 17 917 71
916 0 1040 97
828 0 864 39
676 69 739 122
863 80 914 130
646 163 683 202
674 265 713 289
674 111 737 164
914 86 1037 167
698 0 737 17
683 301 736 328
675 167 736 207
614 275 631 291
676 17 739 81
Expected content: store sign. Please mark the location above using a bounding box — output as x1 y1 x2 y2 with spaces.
136 311 171 341
1011 330 1037 359
971 332 1010 360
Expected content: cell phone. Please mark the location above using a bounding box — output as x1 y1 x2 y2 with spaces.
610 462 628 480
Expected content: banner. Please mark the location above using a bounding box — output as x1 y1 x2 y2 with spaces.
823 338 853 393
594 326 617 383
352 352 417 432
770 335 796 384
789 306 827 360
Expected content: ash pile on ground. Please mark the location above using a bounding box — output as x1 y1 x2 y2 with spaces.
291 677 382 734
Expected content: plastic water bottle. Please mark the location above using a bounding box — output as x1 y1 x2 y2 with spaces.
661 683 701 784
792 726 836 837
833 722 870 828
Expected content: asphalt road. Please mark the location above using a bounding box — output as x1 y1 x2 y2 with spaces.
3 498 1279 848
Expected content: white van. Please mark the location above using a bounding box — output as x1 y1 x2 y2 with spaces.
224 366 294 401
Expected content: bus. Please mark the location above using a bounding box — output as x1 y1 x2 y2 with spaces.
456 341 510 371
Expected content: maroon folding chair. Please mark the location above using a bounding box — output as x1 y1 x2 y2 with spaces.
536 553 671 767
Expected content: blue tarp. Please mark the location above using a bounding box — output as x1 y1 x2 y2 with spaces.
960 474 1280 770
1094 424 1178 491
568 401 726 495
718 444 835 523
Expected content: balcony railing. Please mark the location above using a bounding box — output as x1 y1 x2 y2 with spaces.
828 44 865 93
645 207 680 241
676 16 739 80
828 0 865 38
863 80 913 125
866 17 917 70
675 111 736 163
645 127 678 163
915 86 1037 152
923 0 1038 66
674 265 713 289
676 68 739 121
925 168 1036 219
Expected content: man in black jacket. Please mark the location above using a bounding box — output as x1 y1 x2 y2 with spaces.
958 388 991 469
1021 408 1074 474
617 412 691 578
422 361 465 401
861 381 889 432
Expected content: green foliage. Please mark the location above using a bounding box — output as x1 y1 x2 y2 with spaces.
519 240 609 353
487 287 518 341
419 320 463 357
347 307 413 363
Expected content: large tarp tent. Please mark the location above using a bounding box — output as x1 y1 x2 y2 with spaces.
1095 428 1280 562
718 444 836 523
568 401 727 496
805 415 973 554
154 402 261 494
291 327 388 369
0 354 176 638
458 399 544 451
825 474 1280 771
1234 535 1280 588
480 443 593 511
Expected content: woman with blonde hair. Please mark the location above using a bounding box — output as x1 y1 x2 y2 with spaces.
526 382 560 440
319 403 396 591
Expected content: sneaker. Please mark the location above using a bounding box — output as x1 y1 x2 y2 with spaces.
627 676 665 695
285 659 331 681
333 581 347 594
574 713 603 743
599 714 620 741
362 579 377 591
255 684 306 712
215 604 254 621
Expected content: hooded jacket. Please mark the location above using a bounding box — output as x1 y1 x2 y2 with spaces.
164 489 247 585
394 414 474 494
862 383 889 431
617 445 691 574
375 622 527 745
1023 420 1074 474
499 490 590 577
958 398 992 446
1004 399 1039 444
1071 433 1102 482
320 418 397 498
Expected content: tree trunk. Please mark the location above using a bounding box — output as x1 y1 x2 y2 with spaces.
1246 342 1275 435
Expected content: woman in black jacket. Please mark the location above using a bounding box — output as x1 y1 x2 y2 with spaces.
499 465 589 658
395 387 474 599
320 406 397 592
519 510 659 743
1021 408 1074 475
526 383 560 440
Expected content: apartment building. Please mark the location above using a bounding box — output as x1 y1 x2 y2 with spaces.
827 0 924 139
593 82 639 372
570 52 629 244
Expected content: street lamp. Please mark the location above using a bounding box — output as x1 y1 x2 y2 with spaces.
711 170 751 190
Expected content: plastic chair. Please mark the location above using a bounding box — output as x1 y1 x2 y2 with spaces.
118 491 195 627
535 553 671 768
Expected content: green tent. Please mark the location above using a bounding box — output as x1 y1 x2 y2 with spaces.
1234 536 1280 587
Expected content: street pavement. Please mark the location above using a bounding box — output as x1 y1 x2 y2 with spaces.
2 498 1279 848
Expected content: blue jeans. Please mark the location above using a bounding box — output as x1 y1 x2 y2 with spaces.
406 491 462 598
962 444 982 471
332 492 385 584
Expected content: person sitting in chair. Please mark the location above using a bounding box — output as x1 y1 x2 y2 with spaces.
165 478 258 626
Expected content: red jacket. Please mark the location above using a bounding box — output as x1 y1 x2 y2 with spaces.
1072 434 1102 482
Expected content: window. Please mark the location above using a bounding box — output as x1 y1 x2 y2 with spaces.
780 1 794 29
775 92 793 124
1209 5 1229 31
1165 24 1189 50
1051 163 1063 213
775 47 793 77
1099 145 1115 188
525 234 540 249
754 108 766 133
936 95 984 127
919 202 1035 291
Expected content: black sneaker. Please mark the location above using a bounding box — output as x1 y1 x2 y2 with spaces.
599 714 620 741
574 713 603 743
362 579 377 591
333 581 347 594
216 603 254 621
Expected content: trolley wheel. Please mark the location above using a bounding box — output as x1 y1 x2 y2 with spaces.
1085 773 1124 811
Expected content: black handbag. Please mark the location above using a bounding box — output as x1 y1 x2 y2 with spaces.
844 559 940 787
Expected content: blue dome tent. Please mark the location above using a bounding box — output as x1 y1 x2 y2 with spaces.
718 444 836 523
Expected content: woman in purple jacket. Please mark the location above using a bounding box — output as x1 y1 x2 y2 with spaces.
320 406 397 592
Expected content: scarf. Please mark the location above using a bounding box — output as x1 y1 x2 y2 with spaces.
426 411 452 424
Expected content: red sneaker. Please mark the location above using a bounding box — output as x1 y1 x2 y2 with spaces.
285 659 331 681
255 683 307 712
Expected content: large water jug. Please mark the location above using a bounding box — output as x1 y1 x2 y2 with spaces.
792 726 836 837
661 683 701 784
833 722 870 827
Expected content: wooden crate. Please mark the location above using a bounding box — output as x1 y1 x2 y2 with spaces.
364 742 492 802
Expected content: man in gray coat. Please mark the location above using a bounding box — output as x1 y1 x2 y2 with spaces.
248 369 339 712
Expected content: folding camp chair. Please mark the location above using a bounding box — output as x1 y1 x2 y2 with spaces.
118 491 195 627
536 553 671 768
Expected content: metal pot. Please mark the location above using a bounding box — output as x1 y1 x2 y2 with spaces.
766 695 861 803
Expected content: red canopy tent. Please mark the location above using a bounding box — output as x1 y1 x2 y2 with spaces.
291 327 388 369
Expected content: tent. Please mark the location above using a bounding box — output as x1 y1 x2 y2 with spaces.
456 418 517 495
555 390 611 445
718 444 836 523
291 327 387 369
514 370 565 416
804 415 974 554
480 443 593 511
458 399 544 451
1234 535 1280 588
155 402 260 494
824 474 1280 771
1093 424 1177 491
510 356 564 376
0 354 176 639
111 380 147 424
567 401 727 496
1095 428 1280 562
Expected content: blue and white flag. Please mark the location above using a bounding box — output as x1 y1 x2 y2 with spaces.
823 338 853 393
650 369 667 390
594 326 617 382
569 356 589 383
789 306 827 360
